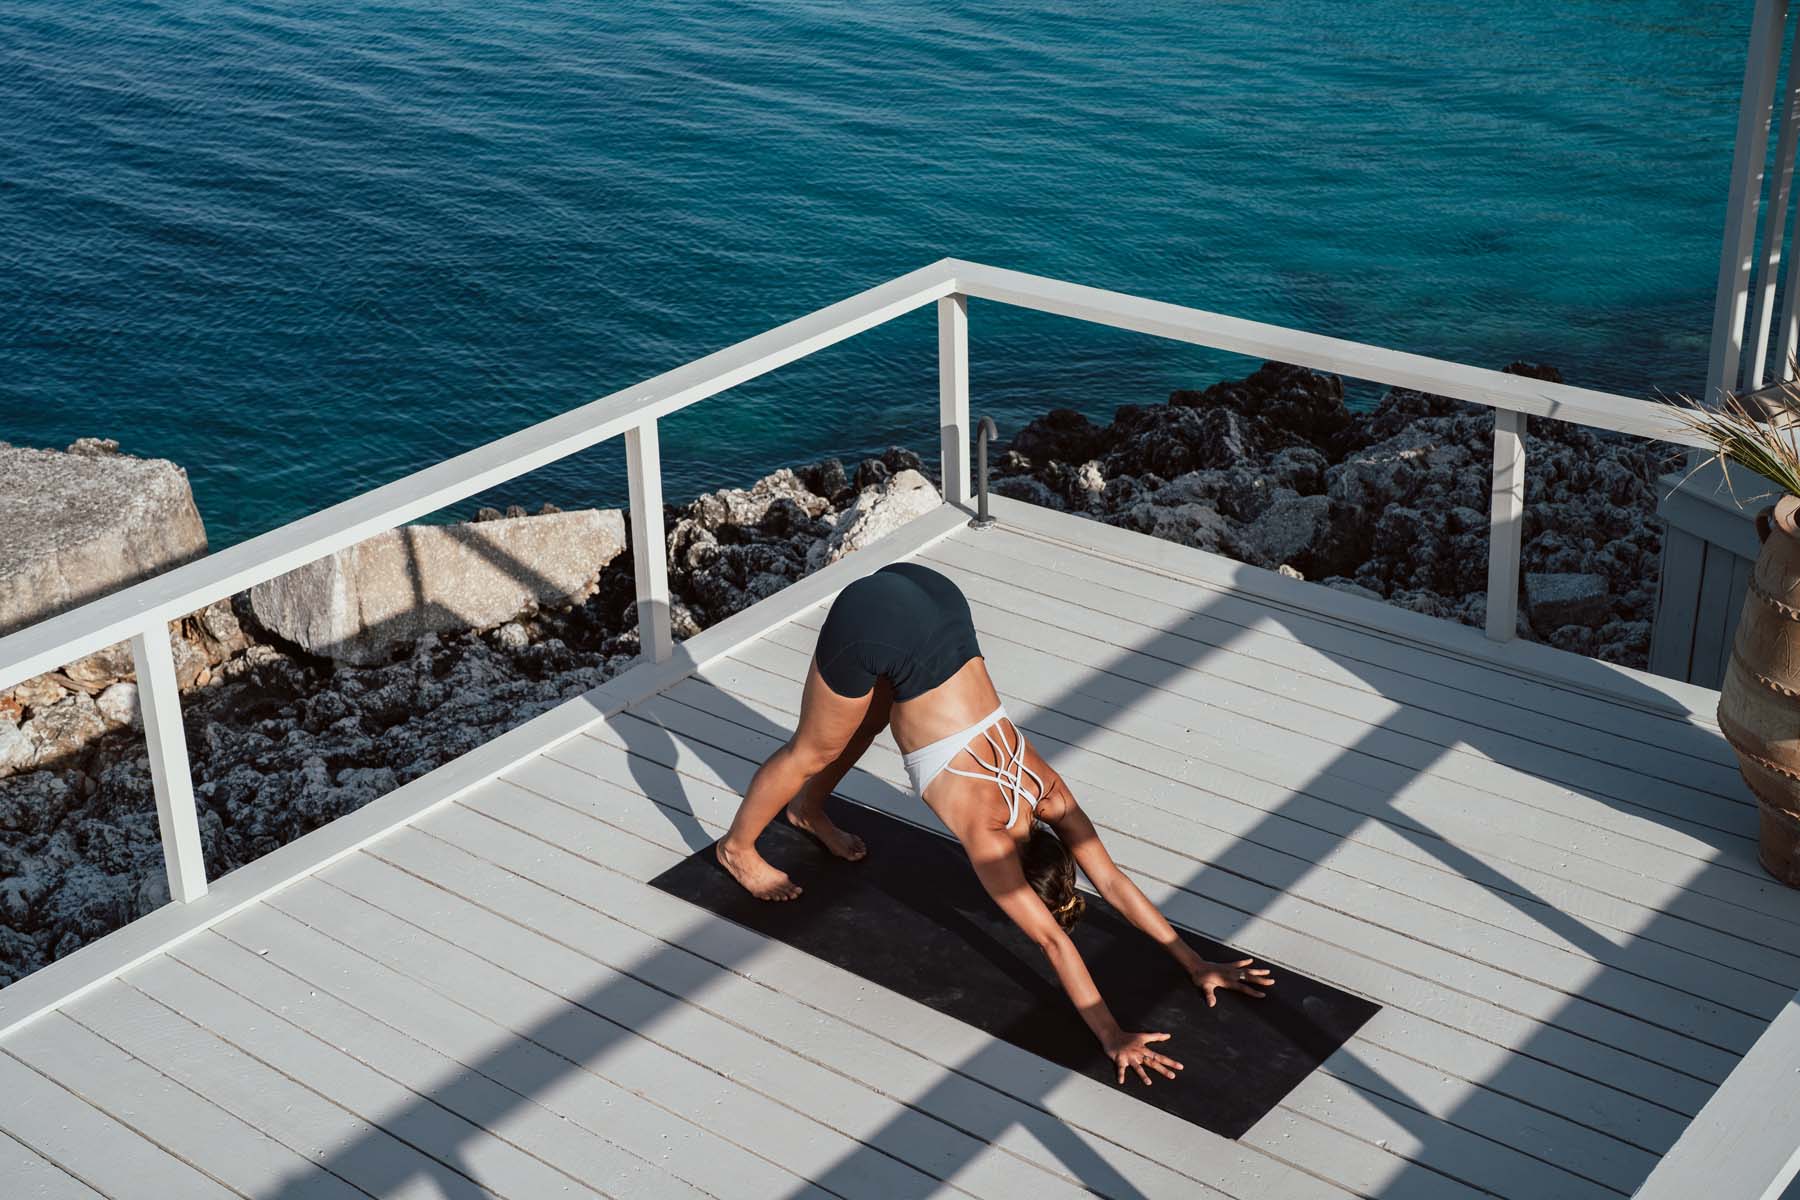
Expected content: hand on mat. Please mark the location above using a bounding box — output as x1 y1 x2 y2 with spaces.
1105 1031 1183 1087
1190 958 1275 1006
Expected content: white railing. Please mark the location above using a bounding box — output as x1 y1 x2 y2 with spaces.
1 256 1774 1189
0 258 1707 904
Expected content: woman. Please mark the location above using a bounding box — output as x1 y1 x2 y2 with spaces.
715 561 1274 1087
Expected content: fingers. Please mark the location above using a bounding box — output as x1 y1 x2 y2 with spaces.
1144 1032 1171 1043
1204 985 1217 1007
1150 1057 1179 1080
1116 1058 1126 1085
1133 1061 1153 1087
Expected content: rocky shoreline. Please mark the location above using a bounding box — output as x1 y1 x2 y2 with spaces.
991 361 1676 663
0 362 1674 984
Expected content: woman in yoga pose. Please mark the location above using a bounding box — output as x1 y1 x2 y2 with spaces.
715 561 1273 1086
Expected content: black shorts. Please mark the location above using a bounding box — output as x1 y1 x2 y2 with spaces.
814 562 983 701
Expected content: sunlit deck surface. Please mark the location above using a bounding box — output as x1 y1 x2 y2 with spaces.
3 496 1795 1200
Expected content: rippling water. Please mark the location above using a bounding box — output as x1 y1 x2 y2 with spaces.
0 1 1747 546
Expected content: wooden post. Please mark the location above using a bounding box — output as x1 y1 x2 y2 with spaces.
625 418 673 664
938 294 970 508
1486 409 1526 643
130 623 207 903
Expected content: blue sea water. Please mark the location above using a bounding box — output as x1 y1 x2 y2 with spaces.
0 1 1749 547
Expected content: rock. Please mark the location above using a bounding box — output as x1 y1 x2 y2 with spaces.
1009 408 1109 465
0 442 207 636
1240 493 1361 579
65 437 120 457
250 509 627 665
807 470 941 570
1525 571 1611 631
95 683 139 729
493 622 531 652
0 721 32 774
60 642 136 692
1116 501 1236 553
21 694 107 769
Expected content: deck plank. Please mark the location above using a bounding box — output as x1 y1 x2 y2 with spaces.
7 1010 363 1200
166 931 707 1200
530 722 1651 1197
210 904 813 1200
65 980 470 1200
266 876 912 1200
309 845 1029 1200
122 955 608 1200
0 1130 104 1200
0 1051 238 1200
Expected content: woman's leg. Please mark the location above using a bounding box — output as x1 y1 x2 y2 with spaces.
785 676 891 861
716 659 879 900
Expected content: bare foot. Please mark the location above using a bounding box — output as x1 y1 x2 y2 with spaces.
786 804 868 862
715 840 802 901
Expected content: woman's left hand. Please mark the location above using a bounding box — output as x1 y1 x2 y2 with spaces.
1189 958 1275 1006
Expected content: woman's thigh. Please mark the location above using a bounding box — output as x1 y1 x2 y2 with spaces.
794 657 884 762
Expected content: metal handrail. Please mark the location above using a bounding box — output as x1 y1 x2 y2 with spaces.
969 416 997 530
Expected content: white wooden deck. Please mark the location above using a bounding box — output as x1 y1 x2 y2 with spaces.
4 496 1797 1200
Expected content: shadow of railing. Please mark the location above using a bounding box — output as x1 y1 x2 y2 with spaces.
158 511 1800 1199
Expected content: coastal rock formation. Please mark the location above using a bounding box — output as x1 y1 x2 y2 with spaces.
0 441 252 780
0 439 207 635
0 447 938 984
992 361 1676 666
249 508 628 665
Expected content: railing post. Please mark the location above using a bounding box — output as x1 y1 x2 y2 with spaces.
1708 0 1788 404
129 623 207 903
1485 409 1526 642
625 417 673 664
938 293 970 508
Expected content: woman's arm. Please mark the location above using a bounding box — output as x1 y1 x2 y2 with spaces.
1045 779 1274 1005
963 828 1183 1086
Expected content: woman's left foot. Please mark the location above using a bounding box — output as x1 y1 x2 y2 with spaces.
785 803 867 862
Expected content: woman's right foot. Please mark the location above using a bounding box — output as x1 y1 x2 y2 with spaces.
715 840 802 901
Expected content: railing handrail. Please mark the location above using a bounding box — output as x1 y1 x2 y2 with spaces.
0 258 1704 693
949 260 1712 447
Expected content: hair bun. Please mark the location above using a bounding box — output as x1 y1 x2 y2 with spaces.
1054 892 1086 930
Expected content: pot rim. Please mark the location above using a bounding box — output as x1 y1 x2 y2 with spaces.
1773 493 1800 541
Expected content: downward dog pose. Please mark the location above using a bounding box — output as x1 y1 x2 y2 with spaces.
715 561 1273 1085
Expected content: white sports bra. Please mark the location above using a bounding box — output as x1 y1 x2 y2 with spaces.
900 703 1047 829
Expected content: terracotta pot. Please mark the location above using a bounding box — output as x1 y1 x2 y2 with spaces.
1718 493 1800 886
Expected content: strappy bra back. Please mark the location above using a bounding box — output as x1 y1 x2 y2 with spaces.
901 703 1046 829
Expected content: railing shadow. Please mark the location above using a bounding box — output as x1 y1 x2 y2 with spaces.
132 509 1800 1199
601 530 1792 1196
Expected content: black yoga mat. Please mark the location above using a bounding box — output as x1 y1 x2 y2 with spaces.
649 799 1379 1139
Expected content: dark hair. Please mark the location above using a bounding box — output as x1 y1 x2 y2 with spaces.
1021 820 1085 931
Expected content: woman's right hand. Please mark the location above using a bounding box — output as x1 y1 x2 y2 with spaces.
1105 1030 1183 1086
